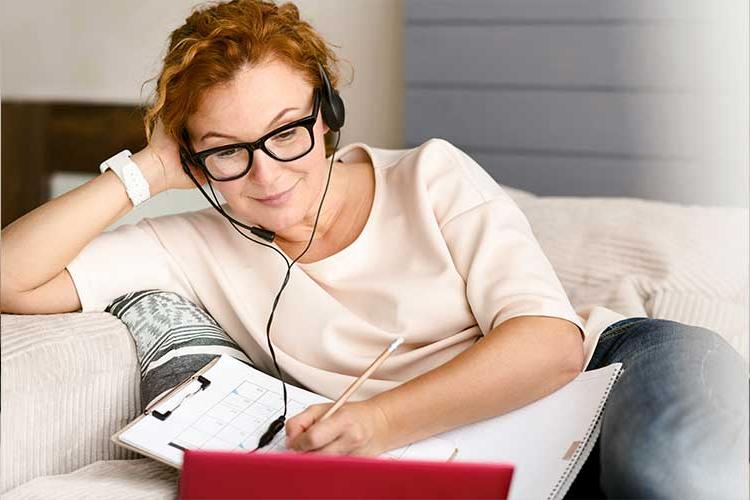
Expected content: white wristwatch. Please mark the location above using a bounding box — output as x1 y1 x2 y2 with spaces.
99 149 151 207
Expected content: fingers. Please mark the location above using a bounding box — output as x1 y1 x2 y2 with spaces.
285 404 331 443
286 407 349 452
314 428 374 456
283 402 382 456
287 417 343 452
286 412 368 454
314 436 353 455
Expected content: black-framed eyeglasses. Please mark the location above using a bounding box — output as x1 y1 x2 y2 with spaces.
183 88 322 182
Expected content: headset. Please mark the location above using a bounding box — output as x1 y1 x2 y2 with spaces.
178 61 345 450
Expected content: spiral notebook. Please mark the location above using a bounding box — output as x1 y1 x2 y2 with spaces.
433 362 624 500
113 354 622 500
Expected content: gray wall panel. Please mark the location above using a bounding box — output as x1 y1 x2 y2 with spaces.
468 152 722 207
403 0 747 207
405 89 701 159
406 25 706 89
405 0 705 22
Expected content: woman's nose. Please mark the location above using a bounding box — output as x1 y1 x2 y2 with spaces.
247 148 277 184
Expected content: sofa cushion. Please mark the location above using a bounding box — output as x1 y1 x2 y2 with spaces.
0 312 141 493
2 459 177 500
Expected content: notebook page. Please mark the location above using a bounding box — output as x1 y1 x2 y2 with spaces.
115 355 456 467
433 364 622 500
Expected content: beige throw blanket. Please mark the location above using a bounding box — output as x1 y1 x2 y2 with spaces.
504 186 749 365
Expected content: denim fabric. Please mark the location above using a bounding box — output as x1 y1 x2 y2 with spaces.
566 317 749 499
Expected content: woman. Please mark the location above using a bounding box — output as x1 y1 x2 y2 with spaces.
1 0 746 497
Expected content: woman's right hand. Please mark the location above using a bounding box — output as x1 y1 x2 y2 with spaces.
131 118 208 193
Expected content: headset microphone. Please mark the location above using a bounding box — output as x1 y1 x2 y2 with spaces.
248 226 276 242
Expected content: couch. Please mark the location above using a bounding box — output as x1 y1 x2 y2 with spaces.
2 186 748 498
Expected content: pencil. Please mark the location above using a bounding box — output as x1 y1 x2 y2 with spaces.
319 336 404 422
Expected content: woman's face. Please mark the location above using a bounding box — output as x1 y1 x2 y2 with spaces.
185 58 332 240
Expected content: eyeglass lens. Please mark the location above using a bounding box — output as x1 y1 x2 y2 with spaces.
204 126 313 180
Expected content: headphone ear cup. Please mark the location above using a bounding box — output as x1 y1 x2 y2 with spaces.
317 61 345 132
322 90 345 132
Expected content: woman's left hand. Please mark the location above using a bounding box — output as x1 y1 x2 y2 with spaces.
284 399 391 456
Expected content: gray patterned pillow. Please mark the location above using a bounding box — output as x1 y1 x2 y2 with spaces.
105 290 254 408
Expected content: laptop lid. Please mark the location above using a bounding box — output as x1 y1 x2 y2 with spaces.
179 449 513 499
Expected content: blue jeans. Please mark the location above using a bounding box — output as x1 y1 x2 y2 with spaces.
566 317 749 499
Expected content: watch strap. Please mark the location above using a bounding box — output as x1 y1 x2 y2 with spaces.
100 150 151 207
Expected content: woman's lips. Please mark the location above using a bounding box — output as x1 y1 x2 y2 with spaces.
253 182 296 206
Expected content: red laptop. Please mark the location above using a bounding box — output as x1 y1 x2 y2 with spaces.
179 449 514 499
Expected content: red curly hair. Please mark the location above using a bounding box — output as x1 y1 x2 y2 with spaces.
142 0 351 156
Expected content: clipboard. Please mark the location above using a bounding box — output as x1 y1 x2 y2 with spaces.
111 355 222 467
111 354 459 469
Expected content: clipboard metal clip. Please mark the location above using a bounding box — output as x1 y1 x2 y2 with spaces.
149 375 211 421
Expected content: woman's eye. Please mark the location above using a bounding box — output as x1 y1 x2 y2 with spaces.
217 148 240 158
275 129 296 141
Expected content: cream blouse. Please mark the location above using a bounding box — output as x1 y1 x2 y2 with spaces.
67 138 625 400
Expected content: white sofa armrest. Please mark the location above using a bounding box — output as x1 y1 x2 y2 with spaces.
1 312 141 493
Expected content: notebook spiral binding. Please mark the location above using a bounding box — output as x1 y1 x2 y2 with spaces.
547 365 624 500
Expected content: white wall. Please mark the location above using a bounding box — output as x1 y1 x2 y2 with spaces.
1 0 403 229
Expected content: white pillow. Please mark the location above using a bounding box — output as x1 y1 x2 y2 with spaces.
513 194 749 364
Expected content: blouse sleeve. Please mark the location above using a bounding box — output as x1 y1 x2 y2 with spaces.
66 218 202 313
436 143 585 337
